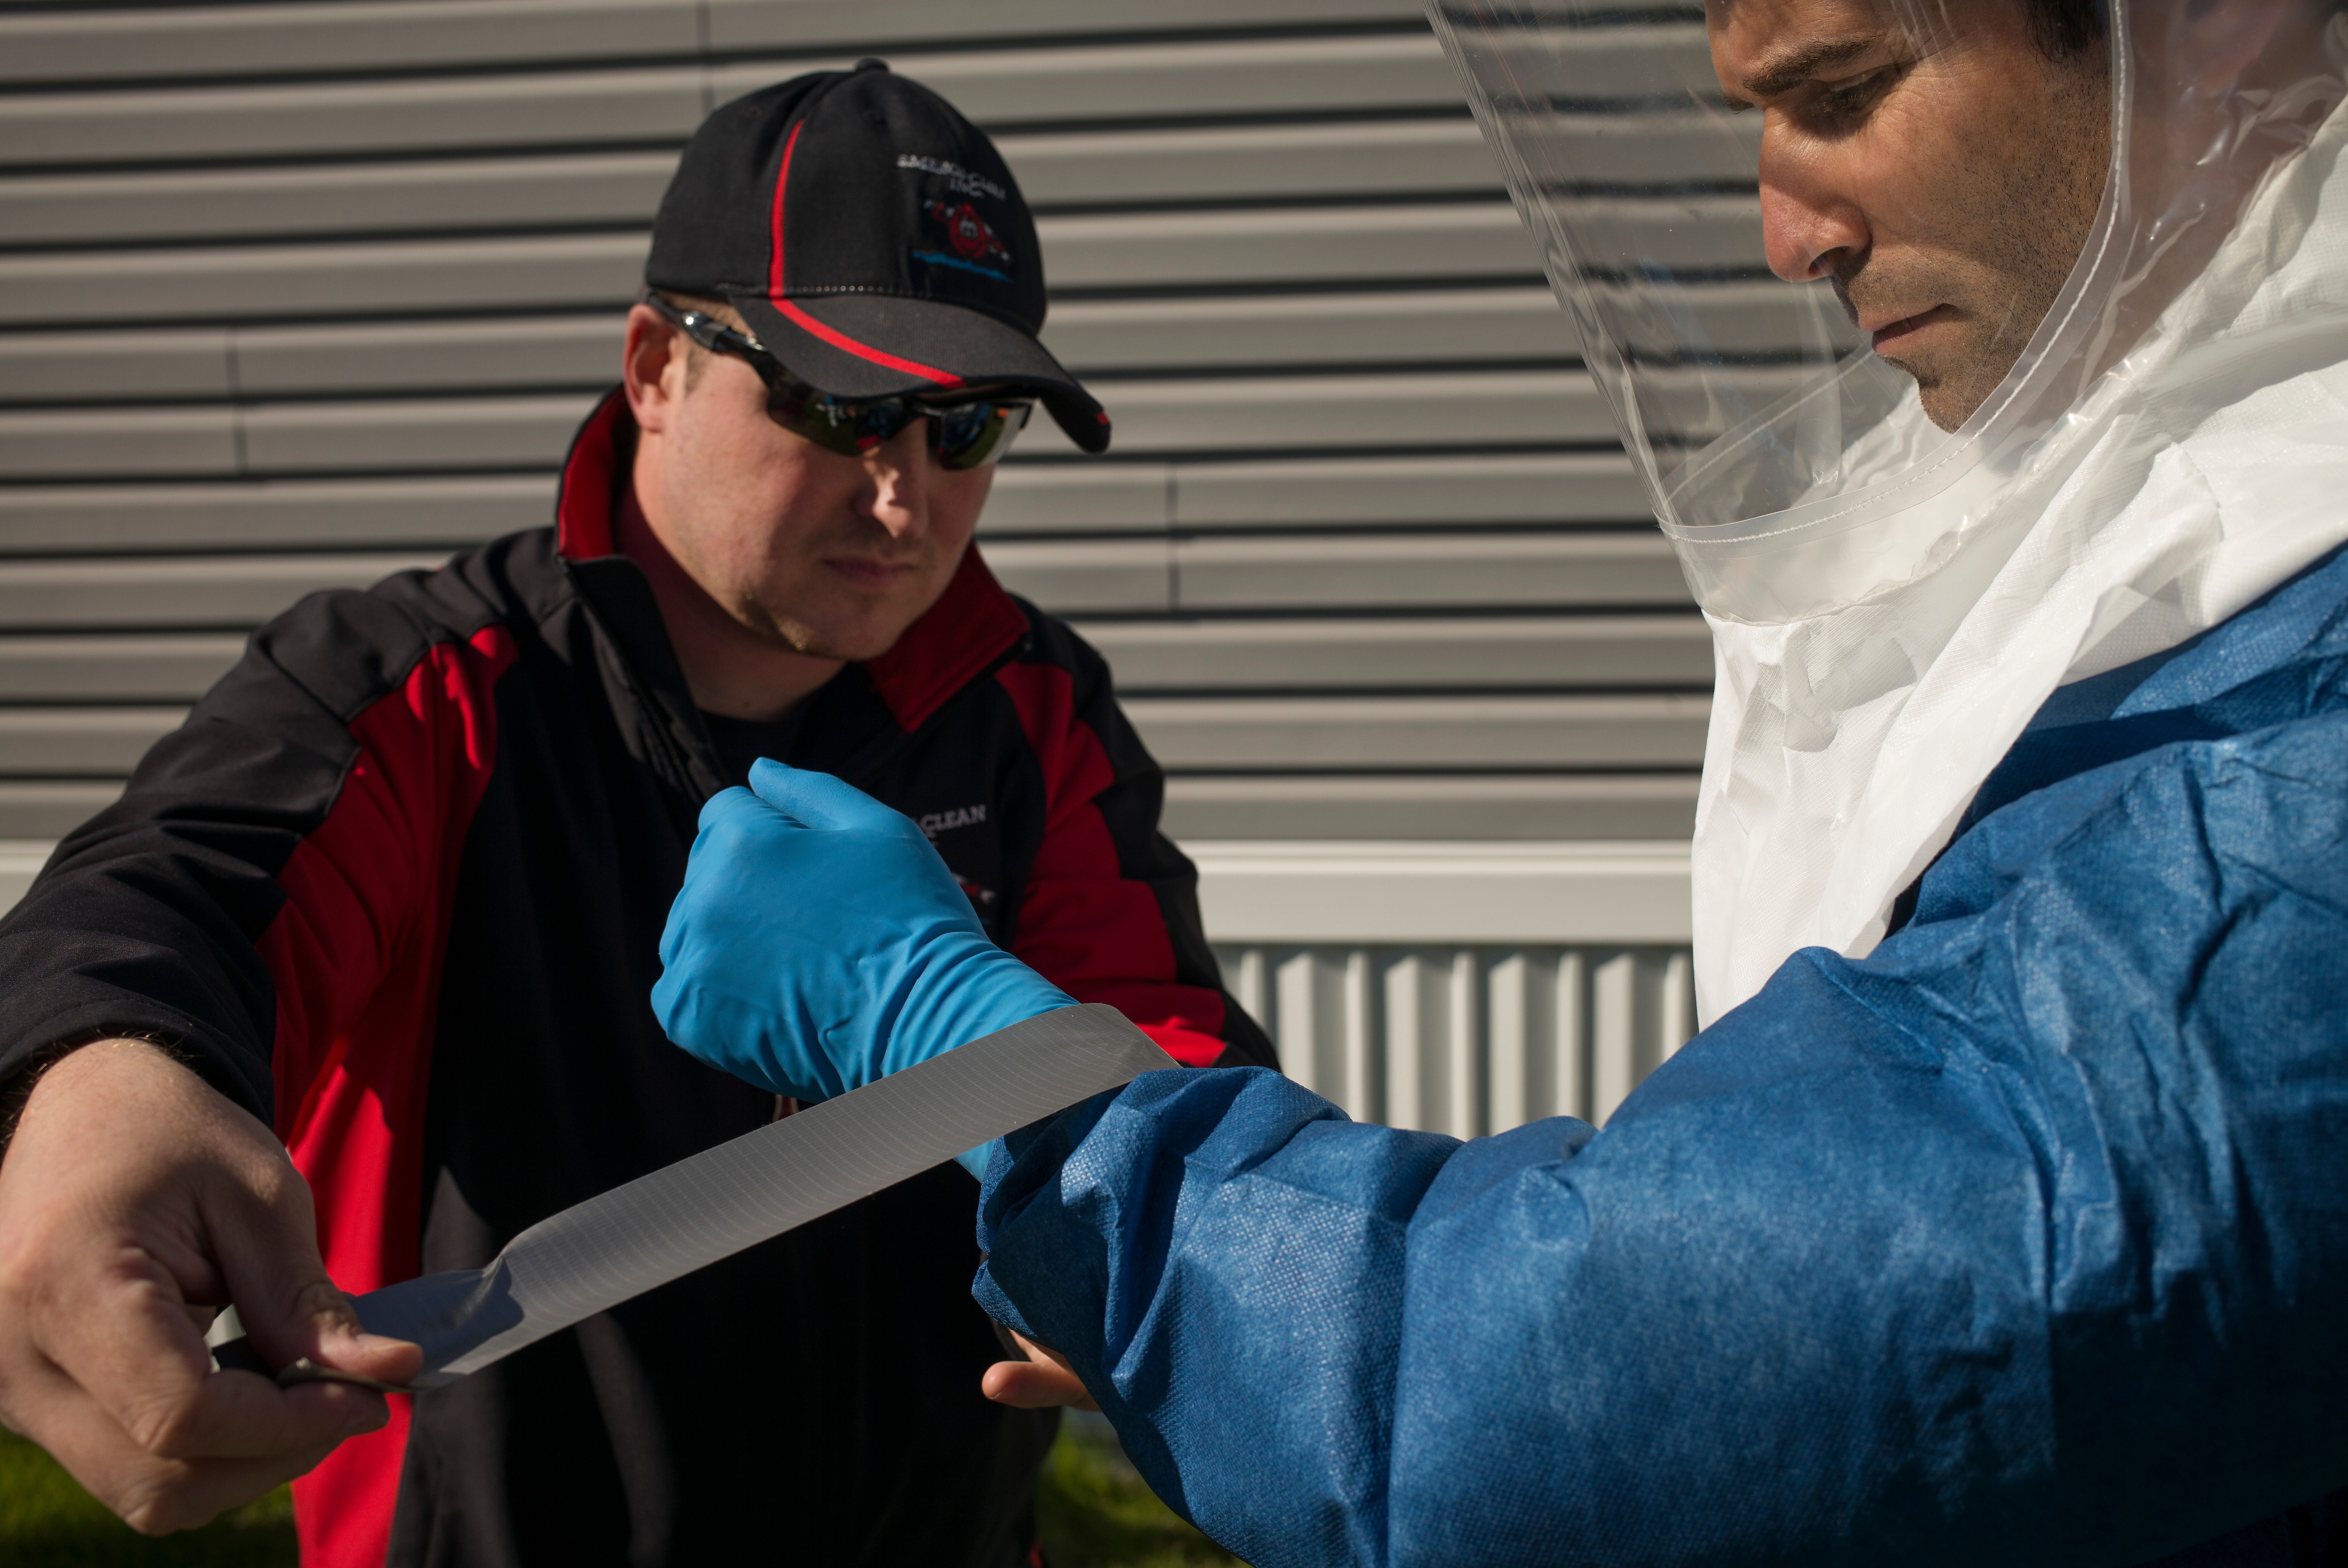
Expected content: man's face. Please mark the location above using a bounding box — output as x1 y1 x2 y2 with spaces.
1710 0 2111 430
629 305 995 663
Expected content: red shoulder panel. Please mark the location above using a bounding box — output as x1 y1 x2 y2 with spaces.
266 624 517 1568
994 660 1228 1067
867 547 1029 733
554 390 629 561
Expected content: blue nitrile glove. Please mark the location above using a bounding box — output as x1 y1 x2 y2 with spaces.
653 761 1076 1133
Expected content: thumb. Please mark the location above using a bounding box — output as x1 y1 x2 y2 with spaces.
213 1174 420 1388
748 760 916 836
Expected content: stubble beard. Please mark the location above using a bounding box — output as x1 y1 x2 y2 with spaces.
1847 57 2113 432
730 540 947 664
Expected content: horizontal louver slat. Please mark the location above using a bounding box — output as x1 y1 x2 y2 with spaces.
0 154 682 248
1168 453 1651 527
3 225 1777 351
0 69 704 168
1055 368 1616 454
0 370 1620 480
0 0 1426 87
0 328 233 403
1170 531 1688 608
0 234 651 326
0 708 187 775
0 478 562 555
1162 773 1697 840
0 636 246 700
1465 22 1712 99
239 398 589 477
1079 615 1712 690
703 0 1428 54
2 122 1508 247
985 541 1171 614
0 783 126 839
1125 693 1709 769
7 289 1587 408
2 37 1463 170
985 531 1694 612
0 0 697 87
0 408 237 479
0 555 447 630
1043 203 1544 288
713 33 1462 123
0 202 1563 324
1045 287 1579 370
1508 113 1758 182
0 610 1709 699
0 454 1655 555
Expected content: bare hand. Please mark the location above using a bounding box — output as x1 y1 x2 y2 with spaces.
0 1040 421 1533
981 1329 1098 1410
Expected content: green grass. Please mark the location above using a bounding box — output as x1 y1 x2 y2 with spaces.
6 1418 1238 1568
0 1427 297 1568
1037 1414 1247 1568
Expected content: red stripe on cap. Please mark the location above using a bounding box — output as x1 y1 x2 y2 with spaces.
768 120 803 296
770 296 963 387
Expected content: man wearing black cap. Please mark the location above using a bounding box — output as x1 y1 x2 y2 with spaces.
0 63 1270 1567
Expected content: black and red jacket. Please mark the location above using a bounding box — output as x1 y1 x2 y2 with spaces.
0 391 1273 1568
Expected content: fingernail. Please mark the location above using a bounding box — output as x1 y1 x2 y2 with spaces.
339 1331 418 1359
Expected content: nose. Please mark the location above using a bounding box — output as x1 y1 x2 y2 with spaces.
860 419 933 540
1756 123 1870 282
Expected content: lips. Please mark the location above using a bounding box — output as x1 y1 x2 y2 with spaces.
824 557 919 589
1867 304 1953 354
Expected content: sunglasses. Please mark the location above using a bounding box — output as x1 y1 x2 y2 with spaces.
644 295 1032 471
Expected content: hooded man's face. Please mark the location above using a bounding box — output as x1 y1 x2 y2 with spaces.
1710 0 2111 430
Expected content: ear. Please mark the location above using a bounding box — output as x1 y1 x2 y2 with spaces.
623 303 688 435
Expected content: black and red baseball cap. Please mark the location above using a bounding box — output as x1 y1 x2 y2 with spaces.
645 60 1110 454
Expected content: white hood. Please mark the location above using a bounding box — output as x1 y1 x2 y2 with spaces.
1691 92 2348 1017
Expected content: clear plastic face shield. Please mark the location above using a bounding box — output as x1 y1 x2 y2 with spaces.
1430 0 2348 625
1435 0 2348 1019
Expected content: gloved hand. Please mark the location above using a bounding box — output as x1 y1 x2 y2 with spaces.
653 760 1075 1107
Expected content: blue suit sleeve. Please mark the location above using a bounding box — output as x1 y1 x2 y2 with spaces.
974 712 2348 1568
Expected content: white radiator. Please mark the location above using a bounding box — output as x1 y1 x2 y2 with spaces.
1194 841 1697 1135
1213 942 1695 1136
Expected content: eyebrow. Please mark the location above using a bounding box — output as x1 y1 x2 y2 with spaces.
1722 35 1884 104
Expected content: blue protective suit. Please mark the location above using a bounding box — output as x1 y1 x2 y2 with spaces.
973 544 2348 1568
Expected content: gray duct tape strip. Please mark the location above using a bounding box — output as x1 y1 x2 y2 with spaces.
210 1005 1171 1391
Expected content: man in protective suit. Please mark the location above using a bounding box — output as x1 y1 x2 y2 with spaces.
657 0 2348 1563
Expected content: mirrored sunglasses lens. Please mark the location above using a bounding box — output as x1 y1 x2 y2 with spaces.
764 387 857 456
766 386 921 456
934 401 1031 471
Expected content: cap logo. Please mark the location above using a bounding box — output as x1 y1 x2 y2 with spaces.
917 199 1015 282
895 152 1005 201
